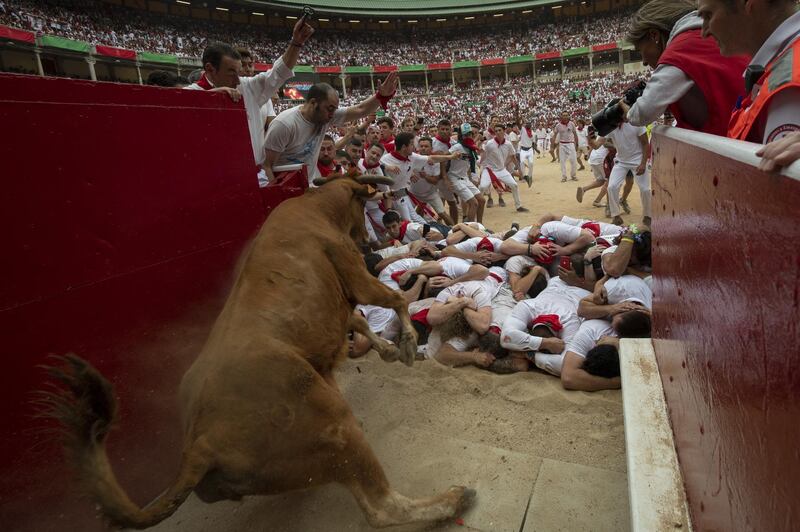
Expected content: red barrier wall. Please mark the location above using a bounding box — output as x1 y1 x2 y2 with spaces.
651 127 800 531
0 74 267 531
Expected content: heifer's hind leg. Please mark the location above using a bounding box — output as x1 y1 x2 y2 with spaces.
326 241 418 366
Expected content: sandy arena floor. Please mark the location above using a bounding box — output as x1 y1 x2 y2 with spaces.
151 157 645 532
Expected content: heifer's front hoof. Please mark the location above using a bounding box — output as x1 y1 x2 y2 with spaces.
377 343 400 363
398 333 416 367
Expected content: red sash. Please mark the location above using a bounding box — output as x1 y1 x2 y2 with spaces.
410 308 431 330
476 237 495 252
488 272 503 283
581 222 601 238
407 191 438 219
531 314 563 332
485 168 510 193
390 270 407 283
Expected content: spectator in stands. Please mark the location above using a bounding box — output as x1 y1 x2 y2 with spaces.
623 0 749 136
236 47 255 77
146 70 188 88
697 0 800 143
263 73 399 183
186 18 314 169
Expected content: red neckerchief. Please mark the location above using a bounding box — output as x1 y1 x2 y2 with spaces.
488 325 502 335
317 161 337 177
580 222 601 238
531 314 563 332
494 136 505 146
476 237 495 252
488 272 503 283
525 126 533 137
390 150 409 162
535 236 556 265
362 159 381 169
435 135 452 148
390 269 407 283
196 72 214 90
462 137 479 151
577 125 585 131
411 308 431 330
381 135 395 147
560 119 569 125
397 220 411 240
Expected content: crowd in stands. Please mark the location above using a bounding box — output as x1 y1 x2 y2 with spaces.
273 72 645 128
1 0 632 65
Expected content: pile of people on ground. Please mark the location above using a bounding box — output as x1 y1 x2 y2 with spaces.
300 110 653 393
0 0 632 64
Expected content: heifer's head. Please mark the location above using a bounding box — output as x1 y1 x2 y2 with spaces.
312 174 394 244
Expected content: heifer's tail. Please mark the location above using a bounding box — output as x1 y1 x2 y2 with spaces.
36 355 210 529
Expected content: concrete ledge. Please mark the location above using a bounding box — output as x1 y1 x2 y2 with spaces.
620 338 691 532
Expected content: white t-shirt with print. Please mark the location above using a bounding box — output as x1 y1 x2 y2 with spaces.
605 122 646 166
566 319 616 358
264 105 348 177
604 275 652 309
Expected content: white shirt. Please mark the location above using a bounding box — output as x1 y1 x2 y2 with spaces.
260 99 277 125
560 216 624 238
356 304 397 334
507 131 520 152
436 280 493 309
501 277 590 352
431 136 452 154
539 220 584 245
576 126 589 147
604 275 652 309
604 122 647 166
480 138 515 171
438 256 473 278
264 105 348 176
588 145 609 166
186 57 294 166
536 128 547 140
448 143 472 179
554 121 577 144
455 236 505 256
378 258 423 288
519 127 535 148
566 319 616 358
409 154 441 197
381 152 430 191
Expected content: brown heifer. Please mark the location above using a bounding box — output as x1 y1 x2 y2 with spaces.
38 175 475 529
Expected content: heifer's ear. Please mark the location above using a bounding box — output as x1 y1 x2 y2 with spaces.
354 184 378 198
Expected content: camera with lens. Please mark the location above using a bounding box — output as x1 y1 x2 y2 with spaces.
591 80 646 137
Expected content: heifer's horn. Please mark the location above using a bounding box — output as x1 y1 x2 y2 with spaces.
355 175 395 187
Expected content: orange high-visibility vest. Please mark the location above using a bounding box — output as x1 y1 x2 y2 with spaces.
728 38 800 142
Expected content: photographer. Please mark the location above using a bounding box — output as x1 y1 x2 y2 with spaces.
621 0 749 136
588 114 651 227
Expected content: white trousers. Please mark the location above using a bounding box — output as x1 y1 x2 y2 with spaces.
519 148 535 177
559 143 577 179
607 163 651 218
479 168 522 208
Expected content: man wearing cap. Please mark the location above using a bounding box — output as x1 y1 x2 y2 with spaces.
697 0 800 144
448 123 486 223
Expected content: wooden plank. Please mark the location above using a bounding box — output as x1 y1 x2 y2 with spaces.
620 338 691 532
